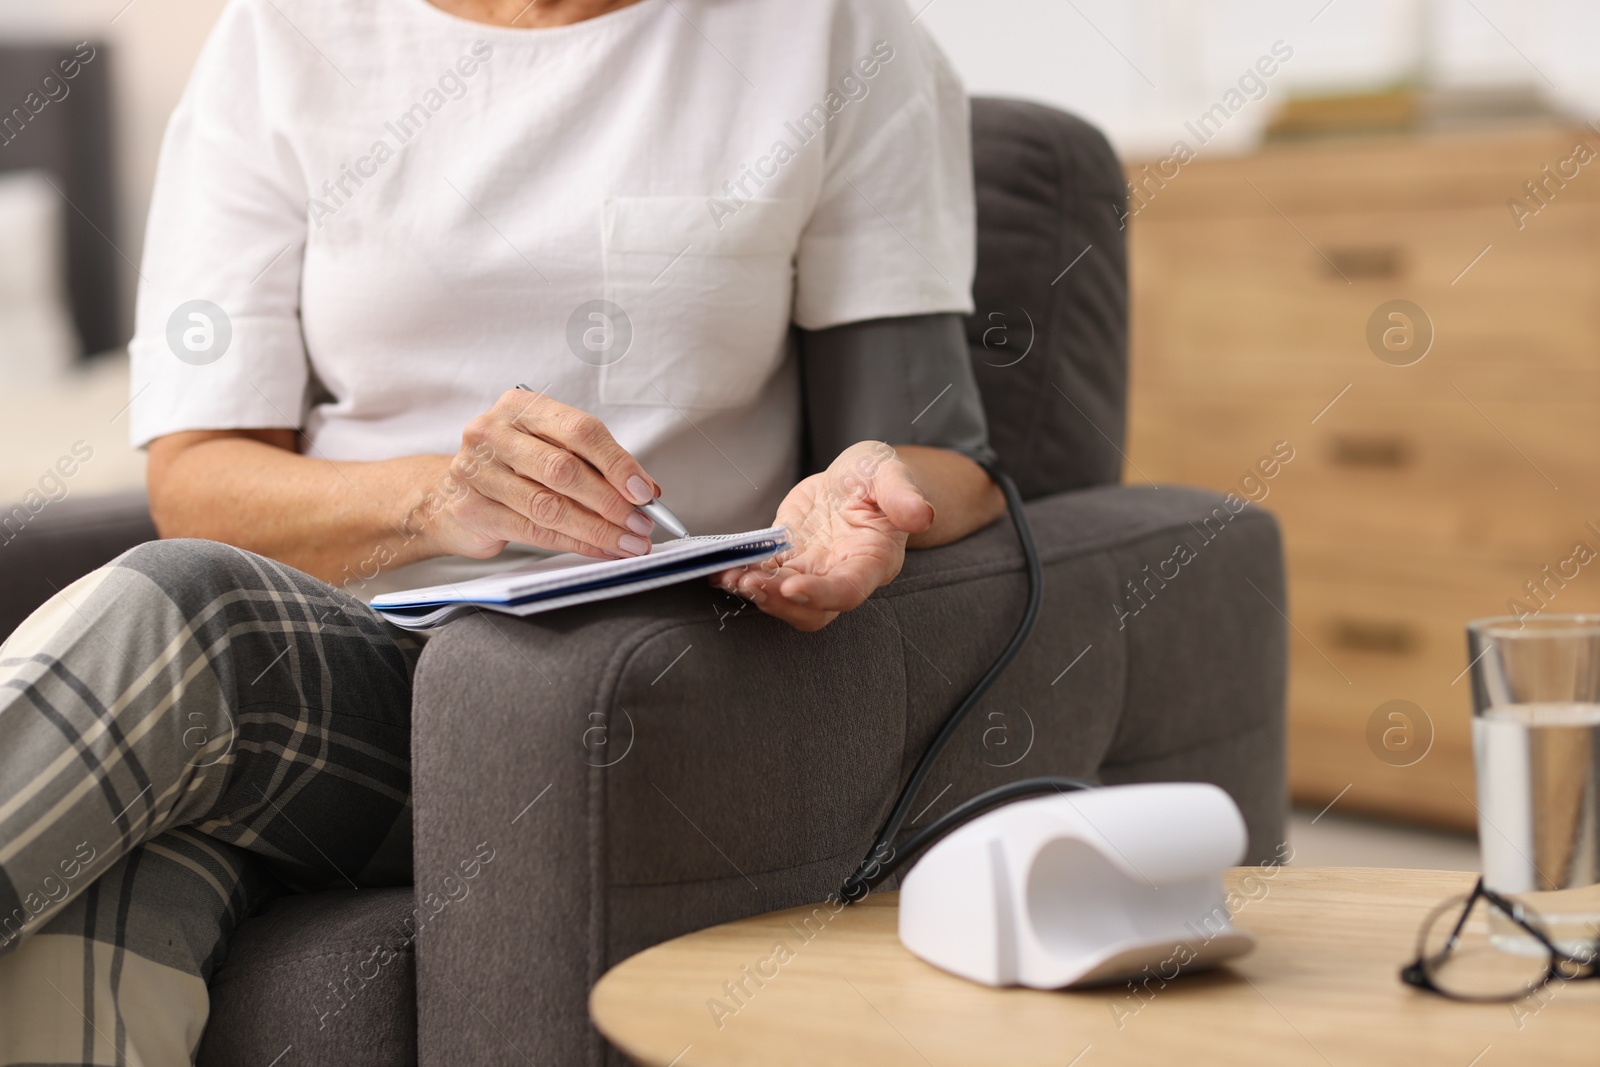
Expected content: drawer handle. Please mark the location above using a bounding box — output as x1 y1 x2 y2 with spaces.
1323 246 1403 280
1328 618 1418 655
1328 434 1411 468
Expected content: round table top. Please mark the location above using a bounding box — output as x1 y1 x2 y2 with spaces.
590 866 1600 1066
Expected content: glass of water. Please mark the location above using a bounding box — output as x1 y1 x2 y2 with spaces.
1468 614 1600 956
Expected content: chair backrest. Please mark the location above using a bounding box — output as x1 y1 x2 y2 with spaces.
967 97 1129 499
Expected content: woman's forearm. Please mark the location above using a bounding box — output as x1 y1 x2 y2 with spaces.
895 444 1005 549
148 434 1001 587
146 430 459 586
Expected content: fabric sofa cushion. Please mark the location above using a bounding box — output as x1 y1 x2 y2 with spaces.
197 887 417 1067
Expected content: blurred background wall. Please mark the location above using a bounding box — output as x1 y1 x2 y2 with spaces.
0 0 228 311
924 0 1600 154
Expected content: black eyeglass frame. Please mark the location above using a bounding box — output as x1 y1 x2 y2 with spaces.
1401 877 1600 1003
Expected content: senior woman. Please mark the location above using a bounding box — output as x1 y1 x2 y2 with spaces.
0 0 1000 1061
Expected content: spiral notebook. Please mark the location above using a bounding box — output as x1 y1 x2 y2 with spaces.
369 526 790 630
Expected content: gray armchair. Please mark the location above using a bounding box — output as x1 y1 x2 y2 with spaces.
0 99 1286 1067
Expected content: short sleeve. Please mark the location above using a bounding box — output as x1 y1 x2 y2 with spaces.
127 0 311 449
792 6 976 331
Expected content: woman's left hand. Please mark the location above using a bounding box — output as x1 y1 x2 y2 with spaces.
712 442 935 632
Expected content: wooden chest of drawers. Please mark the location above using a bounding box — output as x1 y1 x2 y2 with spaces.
1124 127 1600 828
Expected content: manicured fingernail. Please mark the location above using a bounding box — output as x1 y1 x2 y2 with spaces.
626 512 653 537
787 592 810 605
619 534 651 556
626 476 653 505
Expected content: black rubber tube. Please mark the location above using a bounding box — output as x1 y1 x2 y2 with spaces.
840 466 1094 903
844 775 1099 894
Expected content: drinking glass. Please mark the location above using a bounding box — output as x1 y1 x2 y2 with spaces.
1467 614 1600 956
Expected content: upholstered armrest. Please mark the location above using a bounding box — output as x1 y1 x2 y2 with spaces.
0 489 157 640
410 483 1287 1066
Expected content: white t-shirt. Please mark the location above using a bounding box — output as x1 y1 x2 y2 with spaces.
129 0 975 592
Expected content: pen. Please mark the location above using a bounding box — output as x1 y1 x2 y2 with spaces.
637 498 690 539
515 384 690 538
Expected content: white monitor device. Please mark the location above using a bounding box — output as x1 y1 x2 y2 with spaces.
898 782 1256 988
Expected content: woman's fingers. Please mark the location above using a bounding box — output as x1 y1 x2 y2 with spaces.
729 561 879 617
464 463 650 557
712 569 839 631
452 489 615 559
772 564 880 614
490 430 652 535
869 459 936 534
454 391 660 557
763 603 840 632
501 389 657 505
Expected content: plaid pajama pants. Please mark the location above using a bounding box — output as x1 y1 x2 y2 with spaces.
0 539 421 1066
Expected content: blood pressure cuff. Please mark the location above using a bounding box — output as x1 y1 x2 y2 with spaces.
798 313 997 474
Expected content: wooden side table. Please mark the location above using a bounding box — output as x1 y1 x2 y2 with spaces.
592 867 1600 1065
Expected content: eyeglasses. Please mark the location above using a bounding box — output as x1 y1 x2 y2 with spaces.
1401 877 1600 1002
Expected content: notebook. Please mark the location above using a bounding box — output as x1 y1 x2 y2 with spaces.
369 526 791 630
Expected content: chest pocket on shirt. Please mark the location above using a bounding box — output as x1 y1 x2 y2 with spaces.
599 197 802 411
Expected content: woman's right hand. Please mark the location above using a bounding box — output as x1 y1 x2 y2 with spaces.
426 388 661 560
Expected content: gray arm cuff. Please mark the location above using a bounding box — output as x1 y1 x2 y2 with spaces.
798 313 997 475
